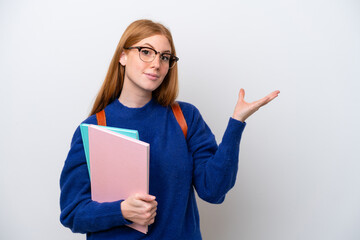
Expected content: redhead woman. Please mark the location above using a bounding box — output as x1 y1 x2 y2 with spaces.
60 19 280 239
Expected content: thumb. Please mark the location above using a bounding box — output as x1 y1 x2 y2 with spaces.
135 193 156 202
238 88 245 101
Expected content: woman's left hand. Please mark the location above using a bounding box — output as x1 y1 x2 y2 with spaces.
232 88 280 123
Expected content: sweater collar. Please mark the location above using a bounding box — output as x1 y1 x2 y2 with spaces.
108 98 158 119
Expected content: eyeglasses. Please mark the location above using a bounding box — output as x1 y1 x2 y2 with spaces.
125 46 179 69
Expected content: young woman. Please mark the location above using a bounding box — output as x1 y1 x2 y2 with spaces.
60 19 279 239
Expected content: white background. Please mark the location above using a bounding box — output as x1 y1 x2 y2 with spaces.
1 0 359 239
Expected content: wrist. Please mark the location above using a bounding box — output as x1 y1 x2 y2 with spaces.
120 200 129 220
232 114 245 123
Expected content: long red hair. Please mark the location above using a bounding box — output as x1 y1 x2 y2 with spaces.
89 19 179 116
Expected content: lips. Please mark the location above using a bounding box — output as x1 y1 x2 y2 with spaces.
144 73 160 81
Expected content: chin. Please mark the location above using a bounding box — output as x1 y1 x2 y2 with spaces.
143 82 163 92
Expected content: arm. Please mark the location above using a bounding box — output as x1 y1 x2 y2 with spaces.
187 89 280 204
59 126 132 233
187 109 245 204
60 125 157 233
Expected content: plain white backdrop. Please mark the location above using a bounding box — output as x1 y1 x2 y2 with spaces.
1 0 359 239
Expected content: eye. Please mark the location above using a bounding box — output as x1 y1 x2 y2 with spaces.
141 49 151 55
160 54 171 62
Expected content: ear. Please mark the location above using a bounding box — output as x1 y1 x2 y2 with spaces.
119 51 127 66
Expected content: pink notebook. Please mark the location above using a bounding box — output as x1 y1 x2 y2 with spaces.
88 125 150 234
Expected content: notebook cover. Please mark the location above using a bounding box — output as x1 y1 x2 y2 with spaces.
88 125 149 234
80 123 139 176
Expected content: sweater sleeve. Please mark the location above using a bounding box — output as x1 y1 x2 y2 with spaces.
184 104 246 204
59 124 132 233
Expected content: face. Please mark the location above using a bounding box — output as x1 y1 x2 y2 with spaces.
119 35 172 97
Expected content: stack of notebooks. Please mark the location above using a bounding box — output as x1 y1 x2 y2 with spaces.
80 124 150 234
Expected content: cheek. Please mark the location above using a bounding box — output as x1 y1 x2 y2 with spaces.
127 63 144 79
127 56 145 72
158 72 169 87
160 68 169 79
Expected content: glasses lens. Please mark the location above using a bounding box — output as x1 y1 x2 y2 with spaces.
139 48 155 62
137 47 177 69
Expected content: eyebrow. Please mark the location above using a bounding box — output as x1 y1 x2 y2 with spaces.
143 43 171 53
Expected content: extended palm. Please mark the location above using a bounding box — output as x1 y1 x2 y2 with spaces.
232 88 280 122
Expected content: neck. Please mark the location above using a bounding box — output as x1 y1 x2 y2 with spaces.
118 92 152 108
119 75 154 108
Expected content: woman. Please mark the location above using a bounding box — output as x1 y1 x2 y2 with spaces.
60 19 279 239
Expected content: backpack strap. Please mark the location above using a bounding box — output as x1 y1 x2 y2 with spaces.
96 109 107 126
171 102 188 139
95 102 188 138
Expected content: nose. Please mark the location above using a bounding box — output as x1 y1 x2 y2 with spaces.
151 54 161 69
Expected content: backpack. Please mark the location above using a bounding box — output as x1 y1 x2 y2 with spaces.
96 102 187 138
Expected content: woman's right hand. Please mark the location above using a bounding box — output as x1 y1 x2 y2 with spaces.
120 193 158 226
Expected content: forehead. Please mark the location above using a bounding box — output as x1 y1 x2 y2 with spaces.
135 35 171 52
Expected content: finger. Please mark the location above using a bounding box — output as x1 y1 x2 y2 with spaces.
254 90 280 108
149 204 157 215
148 214 156 225
135 193 156 202
146 208 157 220
143 201 157 214
265 90 280 100
146 211 157 225
265 90 280 104
267 91 280 103
149 200 158 210
150 210 157 220
238 88 245 101
148 201 158 214
124 195 142 208
253 96 270 109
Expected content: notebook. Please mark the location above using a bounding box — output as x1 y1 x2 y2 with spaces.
88 124 149 234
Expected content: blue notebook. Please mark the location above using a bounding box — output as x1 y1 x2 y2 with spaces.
80 123 139 176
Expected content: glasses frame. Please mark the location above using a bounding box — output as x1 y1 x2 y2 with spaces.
125 46 179 69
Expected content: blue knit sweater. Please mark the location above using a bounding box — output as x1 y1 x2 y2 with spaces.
60 99 246 239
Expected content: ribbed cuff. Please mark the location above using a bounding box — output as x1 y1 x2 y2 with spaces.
221 117 246 147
